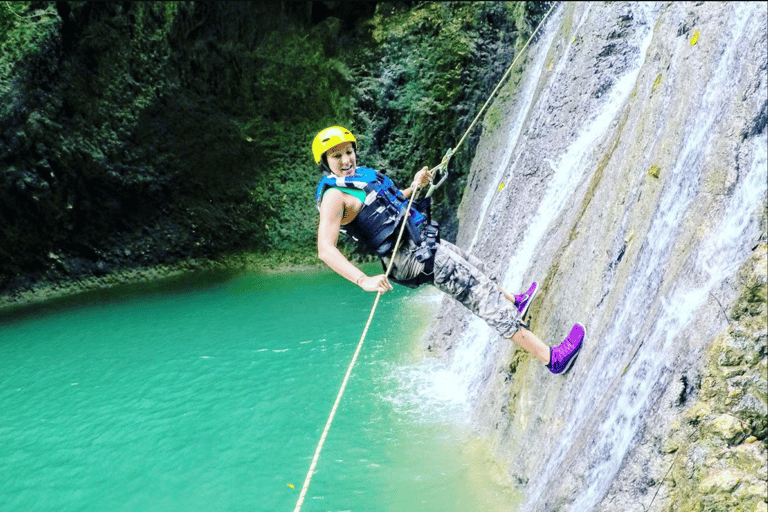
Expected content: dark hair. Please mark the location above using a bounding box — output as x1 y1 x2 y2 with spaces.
318 156 331 174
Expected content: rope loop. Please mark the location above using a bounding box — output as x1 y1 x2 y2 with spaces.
426 148 453 197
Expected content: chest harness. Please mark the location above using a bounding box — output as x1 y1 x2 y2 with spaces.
315 167 439 286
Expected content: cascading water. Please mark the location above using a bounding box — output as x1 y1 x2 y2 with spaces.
465 6 565 253
422 1 766 510
501 2 657 294
449 1 659 417
523 5 765 509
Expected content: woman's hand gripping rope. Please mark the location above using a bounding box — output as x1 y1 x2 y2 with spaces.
358 274 393 294
412 166 433 190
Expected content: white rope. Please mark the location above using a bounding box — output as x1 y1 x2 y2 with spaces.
293 189 420 512
294 5 559 509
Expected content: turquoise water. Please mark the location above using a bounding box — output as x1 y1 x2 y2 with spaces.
0 267 518 511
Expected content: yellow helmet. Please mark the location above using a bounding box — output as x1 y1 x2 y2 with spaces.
312 126 357 164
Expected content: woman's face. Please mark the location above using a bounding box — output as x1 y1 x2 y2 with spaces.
325 142 356 177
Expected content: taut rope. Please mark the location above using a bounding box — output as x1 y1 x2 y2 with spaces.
293 184 422 512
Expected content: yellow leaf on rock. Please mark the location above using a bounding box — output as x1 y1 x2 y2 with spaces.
690 30 699 45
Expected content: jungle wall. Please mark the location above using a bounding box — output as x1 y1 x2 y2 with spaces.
0 1 549 302
423 2 767 511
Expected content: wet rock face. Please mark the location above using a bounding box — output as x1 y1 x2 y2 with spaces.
424 1 767 510
660 247 767 512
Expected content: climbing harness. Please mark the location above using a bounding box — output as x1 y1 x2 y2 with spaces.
294 4 559 510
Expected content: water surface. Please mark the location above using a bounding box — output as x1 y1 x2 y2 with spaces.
0 266 519 511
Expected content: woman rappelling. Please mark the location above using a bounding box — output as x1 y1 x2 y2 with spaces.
313 126 584 374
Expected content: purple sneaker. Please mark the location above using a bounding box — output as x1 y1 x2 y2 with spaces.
514 282 538 317
547 323 585 374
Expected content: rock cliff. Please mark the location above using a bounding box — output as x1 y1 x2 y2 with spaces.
424 2 767 510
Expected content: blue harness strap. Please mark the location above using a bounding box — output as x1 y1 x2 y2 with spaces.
315 167 426 228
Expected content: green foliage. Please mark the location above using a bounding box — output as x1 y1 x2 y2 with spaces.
0 0 549 289
0 2 58 78
353 1 550 238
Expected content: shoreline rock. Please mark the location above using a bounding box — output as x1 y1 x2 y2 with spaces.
0 252 324 314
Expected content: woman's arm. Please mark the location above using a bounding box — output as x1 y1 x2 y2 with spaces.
318 189 393 293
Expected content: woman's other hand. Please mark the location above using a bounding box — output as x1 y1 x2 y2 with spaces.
358 274 393 293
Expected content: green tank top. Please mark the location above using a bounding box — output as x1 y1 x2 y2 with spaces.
323 187 366 202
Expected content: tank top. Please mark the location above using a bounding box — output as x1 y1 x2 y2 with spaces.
322 187 366 202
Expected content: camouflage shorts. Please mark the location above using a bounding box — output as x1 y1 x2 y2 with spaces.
391 239 522 339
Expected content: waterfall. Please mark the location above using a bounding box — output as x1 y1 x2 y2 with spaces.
501 2 657 294
466 6 565 253
520 3 766 509
427 1 766 510
450 1 659 414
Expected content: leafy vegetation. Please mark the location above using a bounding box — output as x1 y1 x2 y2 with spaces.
356 1 551 236
0 1 551 291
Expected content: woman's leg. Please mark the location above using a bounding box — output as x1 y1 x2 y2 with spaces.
431 242 540 351
431 241 583 373
512 327 551 364
439 240 529 305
